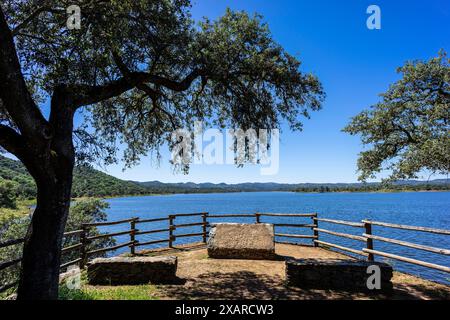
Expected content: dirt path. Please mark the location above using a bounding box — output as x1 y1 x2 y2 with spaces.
140 243 450 300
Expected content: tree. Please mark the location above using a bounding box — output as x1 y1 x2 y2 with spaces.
0 199 114 298
0 179 18 208
344 51 449 181
0 1 324 299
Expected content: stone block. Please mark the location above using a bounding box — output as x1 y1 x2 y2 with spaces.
87 256 177 285
207 223 275 260
286 258 393 292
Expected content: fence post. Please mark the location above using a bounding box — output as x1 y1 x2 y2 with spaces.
255 212 261 224
130 217 138 255
364 220 374 261
80 224 88 268
312 213 319 247
169 215 175 248
202 212 209 244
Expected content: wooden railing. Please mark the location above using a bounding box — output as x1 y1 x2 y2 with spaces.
0 228 86 293
1 212 449 294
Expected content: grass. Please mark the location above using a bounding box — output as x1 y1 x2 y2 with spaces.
0 199 34 224
59 284 159 300
58 271 159 300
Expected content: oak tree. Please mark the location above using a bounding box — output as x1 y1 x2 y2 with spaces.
0 0 324 299
344 52 449 181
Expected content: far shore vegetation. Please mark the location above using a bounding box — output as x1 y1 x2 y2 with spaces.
1 154 449 219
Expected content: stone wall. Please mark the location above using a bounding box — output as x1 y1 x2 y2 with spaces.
286 258 393 292
207 223 276 260
87 256 178 285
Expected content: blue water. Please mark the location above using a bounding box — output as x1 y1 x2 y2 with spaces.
102 191 450 284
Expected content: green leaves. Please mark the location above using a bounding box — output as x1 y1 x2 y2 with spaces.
0 179 18 209
2 1 324 169
344 51 450 181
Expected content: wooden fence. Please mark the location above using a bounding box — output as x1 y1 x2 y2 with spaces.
1 212 449 294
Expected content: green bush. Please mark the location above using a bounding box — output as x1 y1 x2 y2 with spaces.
0 180 18 209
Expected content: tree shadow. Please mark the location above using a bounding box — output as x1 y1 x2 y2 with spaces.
156 271 388 300
392 282 450 300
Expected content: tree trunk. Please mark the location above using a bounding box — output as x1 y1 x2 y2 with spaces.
16 160 74 300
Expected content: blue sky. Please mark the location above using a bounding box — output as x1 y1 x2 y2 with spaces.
101 0 450 183
11 0 449 184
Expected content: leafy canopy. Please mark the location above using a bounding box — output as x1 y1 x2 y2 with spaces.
344 51 449 181
1 0 324 167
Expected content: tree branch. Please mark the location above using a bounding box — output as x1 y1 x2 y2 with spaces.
0 7 50 141
146 70 203 92
11 6 63 37
69 71 203 109
0 124 26 156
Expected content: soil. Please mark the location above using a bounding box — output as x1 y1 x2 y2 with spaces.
138 242 450 300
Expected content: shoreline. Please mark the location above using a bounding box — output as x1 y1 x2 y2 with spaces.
99 189 450 200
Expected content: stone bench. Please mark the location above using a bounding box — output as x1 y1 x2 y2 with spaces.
87 256 178 285
286 258 393 292
207 223 276 260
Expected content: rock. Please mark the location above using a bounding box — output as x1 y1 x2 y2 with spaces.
87 256 178 285
207 223 276 260
286 258 393 292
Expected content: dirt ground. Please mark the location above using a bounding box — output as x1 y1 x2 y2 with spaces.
139 243 450 300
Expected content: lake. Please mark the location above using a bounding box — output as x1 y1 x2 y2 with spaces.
103 191 450 284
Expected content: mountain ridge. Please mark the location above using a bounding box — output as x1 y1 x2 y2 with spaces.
1 155 448 198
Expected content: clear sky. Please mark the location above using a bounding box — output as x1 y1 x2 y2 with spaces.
21 1 450 184
100 0 450 183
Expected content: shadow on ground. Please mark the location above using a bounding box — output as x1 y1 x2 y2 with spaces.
156 271 398 300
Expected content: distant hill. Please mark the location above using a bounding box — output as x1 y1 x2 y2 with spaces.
1 155 448 200
0 155 148 198
137 179 450 193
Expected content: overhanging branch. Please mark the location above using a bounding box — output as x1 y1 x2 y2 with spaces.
0 7 50 140
0 124 26 156
70 70 204 109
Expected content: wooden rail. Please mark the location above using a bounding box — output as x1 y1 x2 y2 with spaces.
314 228 366 242
86 241 135 256
60 258 82 269
363 234 450 255
0 258 22 272
275 233 317 239
136 217 170 224
314 218 364 228
362 220 450 235
87 230 133 241
0 281 19 293
208 214 255 218
362 249 450 273
259 213 317 217
273 223 316 228
314 240 368 257
63 229 83 237
135 228 170 236
83 217 136 227
0 238 24 249
135 239 170 247
2 211 450 295
61 243 83 253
